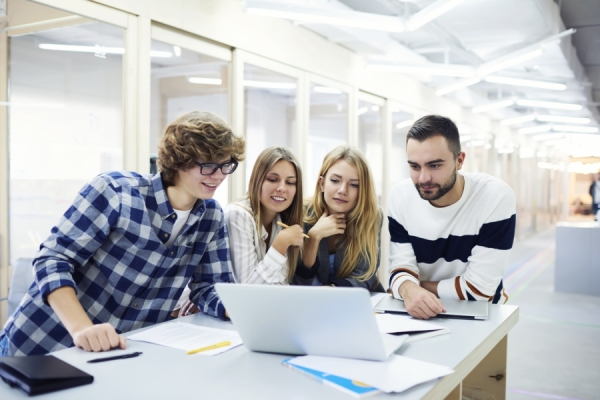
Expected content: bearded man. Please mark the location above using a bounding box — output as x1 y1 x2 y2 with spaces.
387 115 516 319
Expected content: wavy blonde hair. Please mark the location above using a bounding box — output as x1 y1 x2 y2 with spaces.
158 111 245 187
246 147 304 283
305 146 380 282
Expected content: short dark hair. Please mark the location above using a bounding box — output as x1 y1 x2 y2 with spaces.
406 115 461 158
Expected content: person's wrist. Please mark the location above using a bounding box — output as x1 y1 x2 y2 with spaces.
69 322 93 337
307 228 321 241
399 280 416 298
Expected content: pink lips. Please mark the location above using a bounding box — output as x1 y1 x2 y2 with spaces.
271 196 286 204
333 198 348 203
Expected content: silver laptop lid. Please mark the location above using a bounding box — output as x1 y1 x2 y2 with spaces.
374 294 489 320
215 284 406 361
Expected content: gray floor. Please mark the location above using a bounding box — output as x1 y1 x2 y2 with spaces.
504 227 600 400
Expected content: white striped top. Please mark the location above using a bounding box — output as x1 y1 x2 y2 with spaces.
388 173 516 304
225 198 289 284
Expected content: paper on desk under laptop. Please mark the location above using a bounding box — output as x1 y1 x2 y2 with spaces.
288 355 453 393
128 322 242 355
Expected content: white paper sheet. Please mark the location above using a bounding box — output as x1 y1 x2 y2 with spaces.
375 313 447 334
128 322 242 355
288 354 453 393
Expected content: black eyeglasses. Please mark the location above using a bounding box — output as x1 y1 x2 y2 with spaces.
193 160 238 176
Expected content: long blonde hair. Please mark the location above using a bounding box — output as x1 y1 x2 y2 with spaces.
247 147 304 282
305 146 380 282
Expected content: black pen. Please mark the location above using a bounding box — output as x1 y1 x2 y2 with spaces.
87 351 143 363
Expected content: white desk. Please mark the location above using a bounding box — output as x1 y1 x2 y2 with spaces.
0 305 518 399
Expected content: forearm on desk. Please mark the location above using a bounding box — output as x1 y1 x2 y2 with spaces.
47 286 94 336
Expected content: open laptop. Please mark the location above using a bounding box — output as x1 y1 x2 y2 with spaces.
374 294 489 320
215 284 407 361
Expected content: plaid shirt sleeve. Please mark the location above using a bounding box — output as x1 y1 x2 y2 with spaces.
34 175 121 304
188 204 233 319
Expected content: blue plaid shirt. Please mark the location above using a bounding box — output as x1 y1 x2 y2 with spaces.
2 172 233 356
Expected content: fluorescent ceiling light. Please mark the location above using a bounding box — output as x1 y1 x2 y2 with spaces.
436 77 481 96
478 49 543 76
484 76 566 91
552 125 598 133
536 115 590 124
173 46 182 57
531 133 565 141
367 63 474 78
459 134 471 142
408 0 466 31
518 125 552 134
396 120 414 129
472 99 515 114
39 43 124 54
357 107 368 115
501 114 537 126
246 1 404 32
371 105 380 112
314 86 342 94
188 77 222 85
243 80 296 89
516 99 582 110
39 43 172 58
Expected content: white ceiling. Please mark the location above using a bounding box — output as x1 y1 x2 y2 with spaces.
255 0 599 132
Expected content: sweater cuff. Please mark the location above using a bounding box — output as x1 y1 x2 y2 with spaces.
390 275 419 300
330 278 353 287
437 277 461 300
295 259 320 279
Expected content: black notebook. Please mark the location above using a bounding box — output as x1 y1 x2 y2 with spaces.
0 355 93 396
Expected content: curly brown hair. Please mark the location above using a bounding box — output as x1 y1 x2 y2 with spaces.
157 111 245 187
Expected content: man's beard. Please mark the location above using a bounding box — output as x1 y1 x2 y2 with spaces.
415 169 457 201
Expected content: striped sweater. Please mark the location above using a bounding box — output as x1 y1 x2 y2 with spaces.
387 173 516 304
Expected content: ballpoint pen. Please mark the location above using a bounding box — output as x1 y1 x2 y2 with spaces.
276 221 310 239
187 340 231 355
87 351 143 363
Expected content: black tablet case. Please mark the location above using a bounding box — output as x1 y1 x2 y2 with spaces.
0 355 93 396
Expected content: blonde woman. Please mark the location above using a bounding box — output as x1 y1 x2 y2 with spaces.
293 146 384 291
226 146 305 284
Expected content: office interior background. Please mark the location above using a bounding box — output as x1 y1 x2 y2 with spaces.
0 0 599 398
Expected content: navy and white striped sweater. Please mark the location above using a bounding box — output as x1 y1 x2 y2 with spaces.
388 173 516 304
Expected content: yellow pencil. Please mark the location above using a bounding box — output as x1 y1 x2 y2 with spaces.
276 221 310 239
186 340 231 355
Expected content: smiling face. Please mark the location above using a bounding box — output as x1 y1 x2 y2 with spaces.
319 160 359 215
407 135 464 205
259 160 297 223
169 156 231 210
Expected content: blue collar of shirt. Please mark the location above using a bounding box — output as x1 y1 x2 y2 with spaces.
152 173 206 219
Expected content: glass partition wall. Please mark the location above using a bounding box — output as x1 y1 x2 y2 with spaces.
357 97 384 203
307 82 349 192
150 39 230 207
243 64 297 187
390 108 414 187
9 22 124 265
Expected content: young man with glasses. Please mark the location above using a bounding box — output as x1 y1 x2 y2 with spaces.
387 115 516 319
1 111 245 356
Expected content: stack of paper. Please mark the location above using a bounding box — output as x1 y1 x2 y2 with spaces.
128 322 242 355
286 355 453 394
